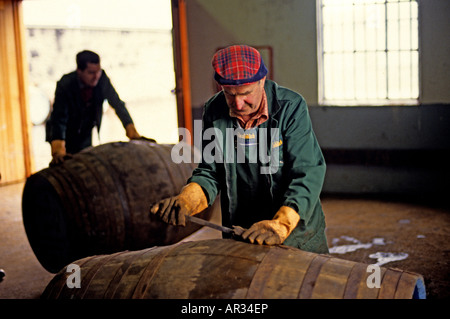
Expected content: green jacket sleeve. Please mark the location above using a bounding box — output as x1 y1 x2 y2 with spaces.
100 71 134 128
279 97 326 225
187 93 228 205
48 77 71 141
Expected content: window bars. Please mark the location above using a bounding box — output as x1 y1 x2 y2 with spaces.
317 0 419 105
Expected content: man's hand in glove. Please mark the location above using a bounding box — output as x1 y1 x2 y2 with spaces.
149 182 208 226
241 206 300 245
125 123 141 139
50 139 72 166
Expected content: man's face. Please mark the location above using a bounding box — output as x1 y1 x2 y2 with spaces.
77 62 102 87
222 77 266 119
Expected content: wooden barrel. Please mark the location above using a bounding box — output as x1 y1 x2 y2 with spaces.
22 141 216 273
41 239 426 299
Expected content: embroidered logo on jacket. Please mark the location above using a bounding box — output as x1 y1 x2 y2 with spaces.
272 139 283 148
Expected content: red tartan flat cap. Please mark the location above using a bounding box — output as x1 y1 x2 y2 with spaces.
212 45 268 85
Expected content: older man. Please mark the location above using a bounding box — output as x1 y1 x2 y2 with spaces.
151 45 328 253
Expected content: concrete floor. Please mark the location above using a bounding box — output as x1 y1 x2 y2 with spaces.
1 178 449 299
0 181 54 299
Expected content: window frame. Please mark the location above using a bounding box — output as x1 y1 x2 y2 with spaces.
316 0 420 106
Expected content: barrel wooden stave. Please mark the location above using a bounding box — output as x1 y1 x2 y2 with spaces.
42 239 426 299
23 141 215 273
309 256 353 299
246 246 316 299
146 241 261 299
395 271 423 299
22 174 70 272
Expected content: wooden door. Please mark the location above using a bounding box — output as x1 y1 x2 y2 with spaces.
0 0 32 185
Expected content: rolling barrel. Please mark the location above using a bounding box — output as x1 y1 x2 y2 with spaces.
41 239 426 299
22 141 216 273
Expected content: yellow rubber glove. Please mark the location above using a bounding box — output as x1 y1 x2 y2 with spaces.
125 123 141 139
50 139 68 165
150 182 208 226
241 206 300 245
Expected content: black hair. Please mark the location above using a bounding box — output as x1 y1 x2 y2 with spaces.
76 50 100 71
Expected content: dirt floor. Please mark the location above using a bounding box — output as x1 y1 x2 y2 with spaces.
322 195 450 299
0 181 449 299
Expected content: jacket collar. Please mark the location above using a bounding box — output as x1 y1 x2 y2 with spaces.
264 80 282 117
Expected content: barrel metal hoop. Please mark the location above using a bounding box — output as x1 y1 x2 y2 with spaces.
245 246 286 298
76 251 127 298
342 262 370 299
42 167 85 230
89 149 133 247
148 145 182 193
42 257 92 299
378 268 403 299
297 254 331 299
76 154 114 245
131 242 183 299
102 248 156 299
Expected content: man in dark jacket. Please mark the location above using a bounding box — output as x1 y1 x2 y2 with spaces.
46 50 141 164
150 45 328 253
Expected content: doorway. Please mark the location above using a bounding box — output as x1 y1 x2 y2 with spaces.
22 0 179 172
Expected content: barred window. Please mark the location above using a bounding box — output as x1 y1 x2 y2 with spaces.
317 0 419 105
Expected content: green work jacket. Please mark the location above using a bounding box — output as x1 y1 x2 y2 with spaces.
188 80 328 253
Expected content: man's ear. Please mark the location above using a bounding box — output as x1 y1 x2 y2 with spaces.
260 76 267 87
